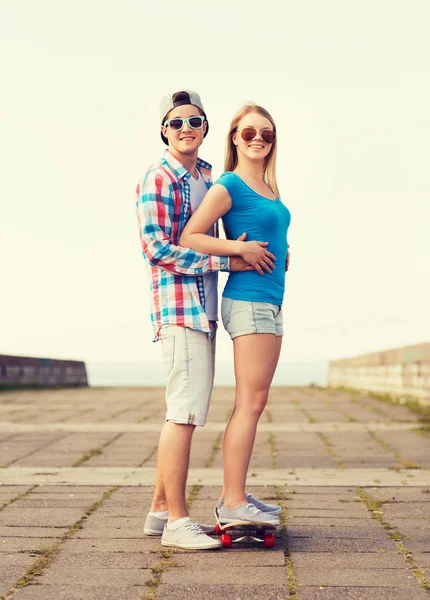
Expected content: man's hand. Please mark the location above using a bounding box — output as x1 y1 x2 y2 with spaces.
229 233 252 272
286 248 291 271
230 256 255 272
235 233 276 275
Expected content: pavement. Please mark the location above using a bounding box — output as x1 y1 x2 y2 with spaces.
0 385 429 599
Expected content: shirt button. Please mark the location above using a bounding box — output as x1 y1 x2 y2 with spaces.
220 263 226 269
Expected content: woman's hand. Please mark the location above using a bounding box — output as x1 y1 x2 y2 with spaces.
239 239 276 275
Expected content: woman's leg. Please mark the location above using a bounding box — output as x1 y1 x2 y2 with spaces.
222 333 283 508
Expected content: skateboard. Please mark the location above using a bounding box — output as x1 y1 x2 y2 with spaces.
214 519 276 548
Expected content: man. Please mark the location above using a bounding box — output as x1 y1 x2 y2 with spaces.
135 90 280 550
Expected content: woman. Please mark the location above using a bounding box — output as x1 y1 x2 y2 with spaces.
180 104 291 526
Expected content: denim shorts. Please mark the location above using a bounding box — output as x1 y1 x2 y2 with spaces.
159 323 217 427
221 298 283 339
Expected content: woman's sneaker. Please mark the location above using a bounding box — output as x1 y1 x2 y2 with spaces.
218 502 280 526
215 495 282 517
144 512 215 536
247 493 282 516
161 517 222 550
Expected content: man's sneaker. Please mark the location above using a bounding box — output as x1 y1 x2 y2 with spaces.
161 517 222 550
144 512 215 536
247 493 282 516
218 502 280 526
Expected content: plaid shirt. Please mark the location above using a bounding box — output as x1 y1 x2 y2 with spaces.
136 149 229 341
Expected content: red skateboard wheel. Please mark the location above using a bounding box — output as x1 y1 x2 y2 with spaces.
215 523 222 535
221 533 232 548
264 533 275 548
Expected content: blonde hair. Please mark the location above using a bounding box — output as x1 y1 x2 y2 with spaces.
224 103 280 197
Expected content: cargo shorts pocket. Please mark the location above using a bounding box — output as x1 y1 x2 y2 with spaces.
160 332 175 379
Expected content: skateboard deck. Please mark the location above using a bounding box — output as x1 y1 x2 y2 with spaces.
214 518 277 548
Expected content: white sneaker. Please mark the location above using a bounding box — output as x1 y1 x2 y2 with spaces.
161 518 222 550
217 495 282 516
247 493 282 516
218 502 280 526
144 512 215 536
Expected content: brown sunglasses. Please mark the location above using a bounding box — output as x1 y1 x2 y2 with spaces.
237 127 276 144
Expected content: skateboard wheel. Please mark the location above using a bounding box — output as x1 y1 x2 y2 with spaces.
221 533 232 548
264 533 275 548
215 523 222 535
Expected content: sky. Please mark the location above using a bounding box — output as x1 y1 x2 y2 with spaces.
1 0 429 385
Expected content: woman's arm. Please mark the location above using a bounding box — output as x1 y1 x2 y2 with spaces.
180 184 276 273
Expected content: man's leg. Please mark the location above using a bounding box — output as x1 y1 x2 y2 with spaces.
149 438 167 513
145 324 219 547
158 421 195 521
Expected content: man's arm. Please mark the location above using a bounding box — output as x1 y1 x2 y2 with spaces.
136 170 227 276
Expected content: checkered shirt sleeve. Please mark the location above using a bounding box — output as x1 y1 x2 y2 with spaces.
137 169 224 275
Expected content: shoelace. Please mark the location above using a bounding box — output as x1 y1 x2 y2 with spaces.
246 503 262 516
184 520 205 536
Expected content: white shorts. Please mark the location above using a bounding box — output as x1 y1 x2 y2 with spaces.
159 323 217 427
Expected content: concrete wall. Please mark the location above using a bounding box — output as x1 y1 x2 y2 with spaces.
328 342 430 404
0 355 88 388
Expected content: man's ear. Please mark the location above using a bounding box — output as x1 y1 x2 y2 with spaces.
203 120 208 135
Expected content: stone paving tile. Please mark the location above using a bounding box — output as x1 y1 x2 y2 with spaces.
84 432 160 467
13 433 120 467
413 552 430 567
383 502 430 518
11 498 103 509
163 565 288 585
387 519 429 532
288 537 396 552
174 550 285 568
12 583 148 599
0 434 65 466
0 537 60 553
292 552 407 569
295 566 419 587
158 584 290 600
33 566 152 587
30 486 111 494
62 538 159 553
288 516 380 529
297 586 430 599
376 432 430 466
0 578 19 597
287 507 369 518
365 487 430 502
0 485 33 502
288 526 388 539
284 486 360 494
0 507 86 527
0 526 66 538
52 550 158 568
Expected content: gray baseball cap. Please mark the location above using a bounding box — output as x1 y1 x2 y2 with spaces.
159 89 209 145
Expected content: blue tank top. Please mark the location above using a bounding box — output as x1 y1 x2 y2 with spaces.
216 172 291 306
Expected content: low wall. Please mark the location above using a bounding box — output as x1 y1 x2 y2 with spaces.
0 355 88 389
328 342 430 404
